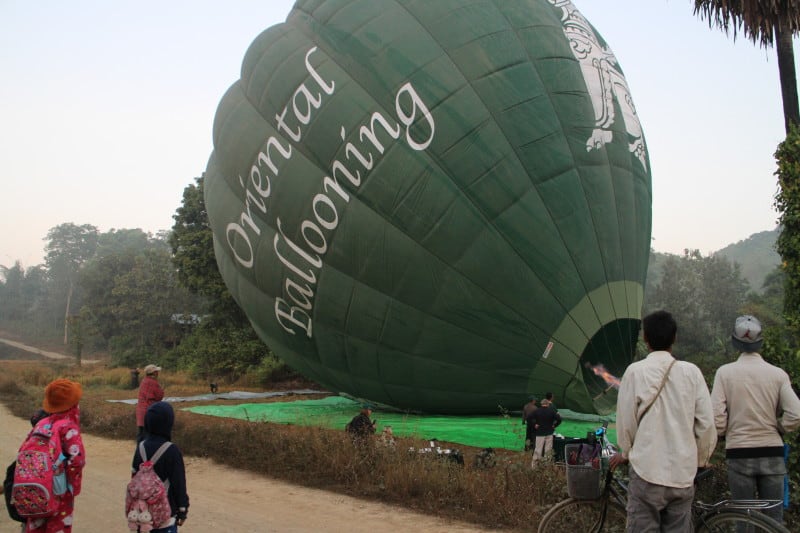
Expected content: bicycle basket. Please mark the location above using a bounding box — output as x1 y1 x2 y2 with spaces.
565 443 602 499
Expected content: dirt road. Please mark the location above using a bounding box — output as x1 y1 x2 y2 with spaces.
0 404 504 533
0 338 100 364
0 338 70 360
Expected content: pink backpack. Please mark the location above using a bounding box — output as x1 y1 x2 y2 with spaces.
12 418 68 519
125 441 172 532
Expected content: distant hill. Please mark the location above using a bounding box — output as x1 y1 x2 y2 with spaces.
647 228 780 294
714 228 780 292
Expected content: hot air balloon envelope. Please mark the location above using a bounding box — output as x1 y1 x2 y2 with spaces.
204 0 651 414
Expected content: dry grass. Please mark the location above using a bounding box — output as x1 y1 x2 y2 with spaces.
2 361 797 531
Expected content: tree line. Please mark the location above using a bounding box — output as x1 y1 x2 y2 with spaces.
0 173 781 382
0 177 290 384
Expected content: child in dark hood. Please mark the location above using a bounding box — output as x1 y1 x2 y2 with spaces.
131 401 189 532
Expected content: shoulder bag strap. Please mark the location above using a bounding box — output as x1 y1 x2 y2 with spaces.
637 358 677 425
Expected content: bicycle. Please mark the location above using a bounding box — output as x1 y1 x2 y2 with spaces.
537 425 789 533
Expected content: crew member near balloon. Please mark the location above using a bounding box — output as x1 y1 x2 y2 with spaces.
521 396 537 451
26 379 86 533
346 404 377 440
527 397 561 465
136 364 165 441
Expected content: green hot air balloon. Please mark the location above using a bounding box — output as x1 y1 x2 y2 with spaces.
204 0 651 415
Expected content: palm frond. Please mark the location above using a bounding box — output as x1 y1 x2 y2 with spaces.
694 0 800 47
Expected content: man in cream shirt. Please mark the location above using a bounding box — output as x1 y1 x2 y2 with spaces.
711 315 800 525
610 310 716 532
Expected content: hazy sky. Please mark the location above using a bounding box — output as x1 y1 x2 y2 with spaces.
0 0 789 269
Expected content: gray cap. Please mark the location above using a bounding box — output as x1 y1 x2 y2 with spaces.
731 315 763 352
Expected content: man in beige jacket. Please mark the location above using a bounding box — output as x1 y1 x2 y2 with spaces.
610 310 716 532
711 315 800 525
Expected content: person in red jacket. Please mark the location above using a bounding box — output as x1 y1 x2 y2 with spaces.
136 364 165 441
26 379 86 533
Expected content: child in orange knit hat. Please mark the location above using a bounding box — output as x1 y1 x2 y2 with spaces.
43 379 83 413
22 379 86 533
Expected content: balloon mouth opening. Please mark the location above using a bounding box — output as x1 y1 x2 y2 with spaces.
579 318 640 413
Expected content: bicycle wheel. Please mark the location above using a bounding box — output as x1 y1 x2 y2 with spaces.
537 497 627 533
696 509 790 533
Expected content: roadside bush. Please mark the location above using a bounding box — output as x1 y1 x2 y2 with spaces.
109 334 153 368
238 355 300 387
172 322 268 381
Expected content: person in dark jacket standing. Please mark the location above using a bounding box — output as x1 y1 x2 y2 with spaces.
521 396 537 451
527 399 562 465
346 404 377 441
132 402 189 532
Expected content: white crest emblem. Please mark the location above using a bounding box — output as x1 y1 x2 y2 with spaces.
548 0 647 171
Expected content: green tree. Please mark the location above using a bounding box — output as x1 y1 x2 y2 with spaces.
741 267 786 327
108 247 192 366
66 310 91 366
2 265 50 334
169 322 272 381
0 262 27 321
79 229 166 347
645 249 749 368
701 253 750 342
44 223 98 344
170 175 248 327
770 129 800 482
648 251 709 354
96 228 158 258
694 0 800 132
79 249 138 346
169 175 276 380
775 128 800 335
759 128 800 516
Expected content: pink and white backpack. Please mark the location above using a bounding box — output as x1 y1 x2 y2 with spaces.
11 417 68 519
125 441 172 532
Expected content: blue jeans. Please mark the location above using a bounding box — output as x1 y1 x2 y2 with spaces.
151 525 178 533
727 456 786 524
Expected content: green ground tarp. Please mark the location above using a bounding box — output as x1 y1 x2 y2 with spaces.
184 396 615 451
